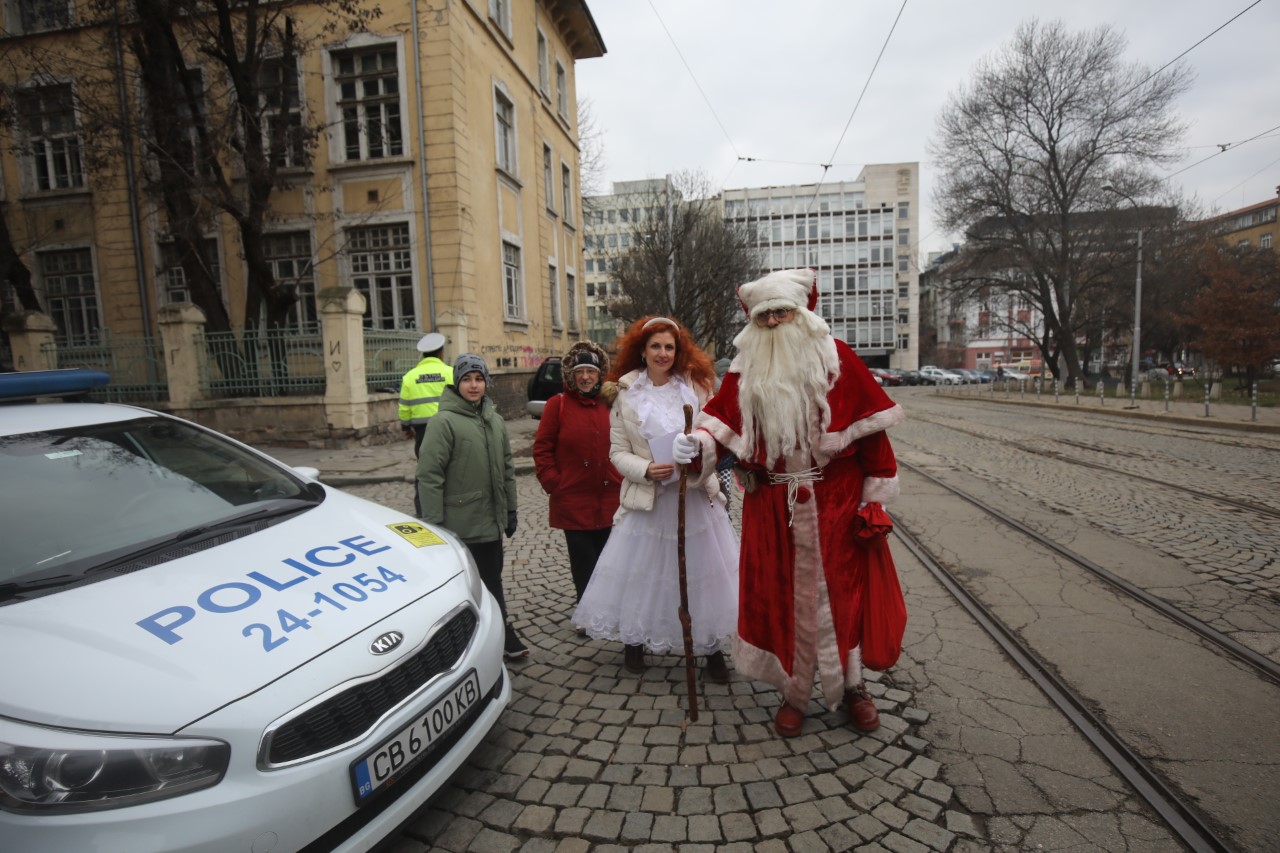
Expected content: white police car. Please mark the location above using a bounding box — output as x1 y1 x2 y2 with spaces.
0 370 510 852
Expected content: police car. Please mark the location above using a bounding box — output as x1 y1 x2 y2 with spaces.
0 370 510 852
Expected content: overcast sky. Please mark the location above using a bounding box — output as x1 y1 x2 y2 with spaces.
577 0 1279 260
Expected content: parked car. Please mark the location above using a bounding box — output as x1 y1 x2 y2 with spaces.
999 368 1032 381
919 366 963 385
974 370 996 383
869 367 902 386
0 370 510 853
898 369 923 386
953 369 983 384
525 356 563 418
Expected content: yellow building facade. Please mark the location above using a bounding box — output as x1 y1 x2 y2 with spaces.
1 0 604 375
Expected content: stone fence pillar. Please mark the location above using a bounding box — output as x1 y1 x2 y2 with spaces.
3 311 59 371
319 287 369 431
157 302 207 408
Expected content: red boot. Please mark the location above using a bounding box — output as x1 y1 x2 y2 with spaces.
845 684 880 732
774 703 805 737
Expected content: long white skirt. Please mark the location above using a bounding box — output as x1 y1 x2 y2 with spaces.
573 483 739 655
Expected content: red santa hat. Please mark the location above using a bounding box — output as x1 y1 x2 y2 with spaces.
737 268 819 318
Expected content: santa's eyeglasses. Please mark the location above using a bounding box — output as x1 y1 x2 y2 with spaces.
753 307 795 326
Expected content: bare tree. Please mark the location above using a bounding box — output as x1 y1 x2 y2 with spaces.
930 19 1192 387
577 97 606 204
605 172 760 356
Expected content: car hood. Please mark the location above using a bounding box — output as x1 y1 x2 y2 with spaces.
0 489 470 733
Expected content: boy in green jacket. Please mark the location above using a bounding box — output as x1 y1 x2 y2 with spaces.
417 353 528 660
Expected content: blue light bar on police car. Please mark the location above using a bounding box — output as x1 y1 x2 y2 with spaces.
0 369 111 401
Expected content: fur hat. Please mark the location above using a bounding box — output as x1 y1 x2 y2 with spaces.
452 353 490 385
737 268 819 318
562 341 609 385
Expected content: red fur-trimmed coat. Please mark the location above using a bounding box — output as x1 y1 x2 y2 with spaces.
689 337 904 710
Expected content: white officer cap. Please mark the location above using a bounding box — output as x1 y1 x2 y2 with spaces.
416 332 447 353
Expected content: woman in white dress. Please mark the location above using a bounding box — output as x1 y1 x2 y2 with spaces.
572 316 740 680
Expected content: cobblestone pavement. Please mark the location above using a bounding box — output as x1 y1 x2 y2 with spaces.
343 473 985 852
255 395 1280 852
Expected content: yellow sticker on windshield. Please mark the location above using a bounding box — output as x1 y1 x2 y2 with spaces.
387 521 446 547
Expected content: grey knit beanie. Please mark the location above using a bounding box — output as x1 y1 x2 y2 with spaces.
452 353 491 385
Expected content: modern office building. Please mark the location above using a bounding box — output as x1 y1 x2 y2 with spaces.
721 163 920 369
581 177 671 346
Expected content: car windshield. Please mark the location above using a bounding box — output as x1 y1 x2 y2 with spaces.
0 417 318 588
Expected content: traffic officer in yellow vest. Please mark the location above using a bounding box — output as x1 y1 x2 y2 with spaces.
400 332 453 516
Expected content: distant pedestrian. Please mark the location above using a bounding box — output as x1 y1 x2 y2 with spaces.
572 316 739 681
996 364 1004 381
533 341 623 628
417 353 528 661
399 332 452 516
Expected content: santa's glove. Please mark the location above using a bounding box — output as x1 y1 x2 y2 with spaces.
672 433 699 465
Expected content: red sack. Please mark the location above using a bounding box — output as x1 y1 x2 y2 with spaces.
855 504 907 671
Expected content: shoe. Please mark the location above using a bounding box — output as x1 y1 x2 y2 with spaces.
623 643 646 674
576 627 588 638
774 703 805 737
845 684 880 732
704 651 730 683
503 627 530 661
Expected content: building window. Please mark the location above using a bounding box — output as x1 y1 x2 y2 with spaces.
333 46 402 161
1261 233 1273 249
502 242 523 320
561 163 573 221
566 272 577 331
898 257 908 272
548 264 561 327
488 0 511 38
159 238 222 305
898 281 908 298
347 223 415 329
898 202 909 220
494 88 516 174
38 248 99 342
898 228 910 246
543 144 555 212
259 55 305 168
898 334 909 350
17 0 68 32
536 29 549 95
264 231 317 330
16 84 83 191
555 61 567 118
898 312 909 325
1237 239 1250 248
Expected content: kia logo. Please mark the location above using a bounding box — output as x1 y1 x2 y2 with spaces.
369 631 404 655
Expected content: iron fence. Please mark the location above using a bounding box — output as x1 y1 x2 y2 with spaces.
364 330 421 392
44 333 168 402
200 328 326 398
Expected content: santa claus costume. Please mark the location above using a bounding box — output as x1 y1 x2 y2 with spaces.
676 269 905 736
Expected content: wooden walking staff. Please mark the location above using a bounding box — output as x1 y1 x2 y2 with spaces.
677 403 698 722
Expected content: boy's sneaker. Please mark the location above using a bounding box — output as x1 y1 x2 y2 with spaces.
504 628 530 661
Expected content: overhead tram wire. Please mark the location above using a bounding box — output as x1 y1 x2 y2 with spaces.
646 0 743 162
805 0 909 212
1213 152 1280 204
1114 0 1261 103
1165 121 1280 180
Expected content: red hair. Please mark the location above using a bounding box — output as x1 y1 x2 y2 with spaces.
608 316 716 394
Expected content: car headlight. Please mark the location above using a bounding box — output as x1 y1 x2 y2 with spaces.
0 719 229 814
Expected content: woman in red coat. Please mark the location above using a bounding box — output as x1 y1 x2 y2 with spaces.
533 341 623 622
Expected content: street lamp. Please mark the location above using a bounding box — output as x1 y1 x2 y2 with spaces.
1103 185 1143 408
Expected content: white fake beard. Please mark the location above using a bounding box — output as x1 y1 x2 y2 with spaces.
732 309 837 467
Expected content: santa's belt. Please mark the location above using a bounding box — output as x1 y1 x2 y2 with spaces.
766 468 823 527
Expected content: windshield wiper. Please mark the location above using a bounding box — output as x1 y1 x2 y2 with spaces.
0 575 77 602
83 497 321 576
